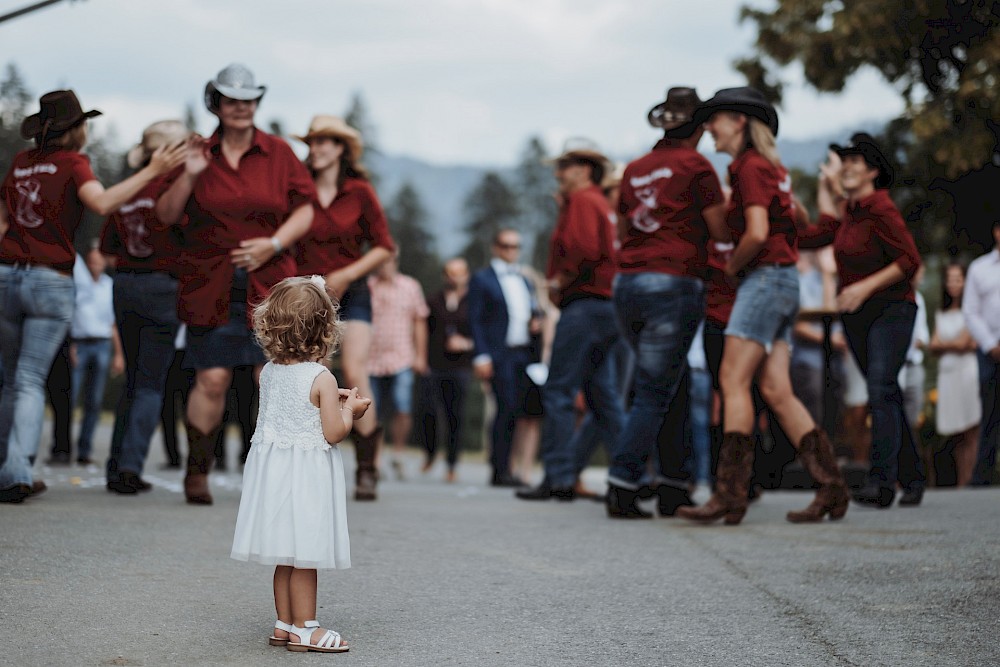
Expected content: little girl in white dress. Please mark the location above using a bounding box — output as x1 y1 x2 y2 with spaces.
231 275 371 654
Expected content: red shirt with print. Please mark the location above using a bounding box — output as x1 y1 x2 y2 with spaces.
727 148 797 271
100 176 184 275
547 184 617 305
1 148 97 272
618 140 724 278
295 177 395 275
798 189 920 303
171 128 315 327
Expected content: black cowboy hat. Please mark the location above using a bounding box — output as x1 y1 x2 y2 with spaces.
690 86 779 138
20 90 102 140
647 87 703 138
831 132 895 189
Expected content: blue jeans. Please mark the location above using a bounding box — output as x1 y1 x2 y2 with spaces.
106 271 180 478
541 297 625 488
972 349 1000 485
842 299 925 491
0 264 75 488
371 367 415 421
70 339 112 459
573 338 632 474
609 272 704 488
689 366 713 485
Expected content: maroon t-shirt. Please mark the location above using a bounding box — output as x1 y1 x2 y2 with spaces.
727 148 797 271
100 176 184 275
1 148 97 271
618 140 724 278
798 189 921 303
295 177 395 275
547 184 617 304
172 128 316 327
704 242 737 327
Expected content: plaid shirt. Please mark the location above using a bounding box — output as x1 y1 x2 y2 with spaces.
368 273 429 376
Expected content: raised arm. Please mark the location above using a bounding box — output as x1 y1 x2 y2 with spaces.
78 143 186 217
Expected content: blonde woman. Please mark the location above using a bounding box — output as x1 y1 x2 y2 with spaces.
677 87 848 525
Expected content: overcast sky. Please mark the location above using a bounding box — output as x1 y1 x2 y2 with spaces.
2 0 905 166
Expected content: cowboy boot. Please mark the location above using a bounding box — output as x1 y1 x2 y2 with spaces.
787 429 850 523
353 426 382 501
184 421 220 505
676 433 755 525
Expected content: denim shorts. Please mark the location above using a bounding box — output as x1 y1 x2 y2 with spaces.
725 264 799 351
371 367 415 419
338 279 372 323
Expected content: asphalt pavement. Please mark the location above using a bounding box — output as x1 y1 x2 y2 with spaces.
1 417 998 667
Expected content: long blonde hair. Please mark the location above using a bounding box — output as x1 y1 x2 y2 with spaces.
747 117 781 169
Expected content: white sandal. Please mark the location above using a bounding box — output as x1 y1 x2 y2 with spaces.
269 620 294 646
287 620 349 653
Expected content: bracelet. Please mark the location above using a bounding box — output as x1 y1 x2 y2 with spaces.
270 236 283 254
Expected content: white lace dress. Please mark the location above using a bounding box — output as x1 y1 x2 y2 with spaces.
934 309 981 437
231 361 350 569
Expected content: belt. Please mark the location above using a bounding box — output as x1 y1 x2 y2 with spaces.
116 266 163 275
72 337 111 344
0 259 72 277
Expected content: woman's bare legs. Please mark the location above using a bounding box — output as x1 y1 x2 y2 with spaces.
757 341 817 446
720 336 767 435
956 424 980 487
510 417 540 484
186 367 233 434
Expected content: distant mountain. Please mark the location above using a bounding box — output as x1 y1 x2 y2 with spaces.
368 123 885 257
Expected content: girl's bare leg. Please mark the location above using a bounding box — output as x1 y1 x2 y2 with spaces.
273 565 293 641
288 567 349 648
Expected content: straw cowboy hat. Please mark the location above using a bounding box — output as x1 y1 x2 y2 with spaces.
20 89 102 140
126 120 191 169
548 137 610 171
292 115 364 162
831 132 895 189
691 86 779 137
647 86 703 138
204 63 266 113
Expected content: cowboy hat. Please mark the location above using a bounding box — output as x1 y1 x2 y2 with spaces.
691 86 779 137
548 136 609 171
292 115 364 161
126 120 191 169
20 90 102 140
647 87 703 138
204 63 266 113
830 132 895 189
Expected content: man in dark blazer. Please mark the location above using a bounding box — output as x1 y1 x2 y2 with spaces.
468 229 540 487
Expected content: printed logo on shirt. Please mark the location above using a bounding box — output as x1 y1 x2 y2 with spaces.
628 167 675 233
13 179 44 228
119 197 156 258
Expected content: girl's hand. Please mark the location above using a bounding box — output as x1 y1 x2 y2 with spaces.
184 135 210 176
343 387 372 419
231 237 277 272
836 282 871 314
148 141 188 176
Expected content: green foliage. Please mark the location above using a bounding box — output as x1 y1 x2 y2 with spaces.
0 62 32 174
344 91 379 188
512 136 558 270
386 182 441 292
461 171 520 270
739 0 1000 254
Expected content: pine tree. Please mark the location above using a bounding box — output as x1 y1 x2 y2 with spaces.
461 172 520 270
512 136 558 270
344 91 379 188
386 182 441 292
0 62 32 172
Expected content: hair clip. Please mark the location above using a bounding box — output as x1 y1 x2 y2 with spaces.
309 275 326 290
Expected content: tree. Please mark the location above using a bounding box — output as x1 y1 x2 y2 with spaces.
344 91 380 187
737 0 1000 252
386 182 441 292
0 62 32 172
461 172 520 270
511 136 558 270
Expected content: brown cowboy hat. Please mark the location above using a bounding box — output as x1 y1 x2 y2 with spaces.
126 120 191 169
292 115 364 162
20 90 102 140
647 86 703 138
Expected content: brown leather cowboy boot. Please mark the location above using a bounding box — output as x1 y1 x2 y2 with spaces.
353 426 382 501
676 432 755 525
787 429 850 523
184 421 220 505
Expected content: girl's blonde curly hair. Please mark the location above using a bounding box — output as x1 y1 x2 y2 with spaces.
253 276 344 364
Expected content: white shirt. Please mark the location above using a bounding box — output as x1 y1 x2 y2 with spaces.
491 258 532 348
71 255 115 340
963 247 1000 353
905 291 929 365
